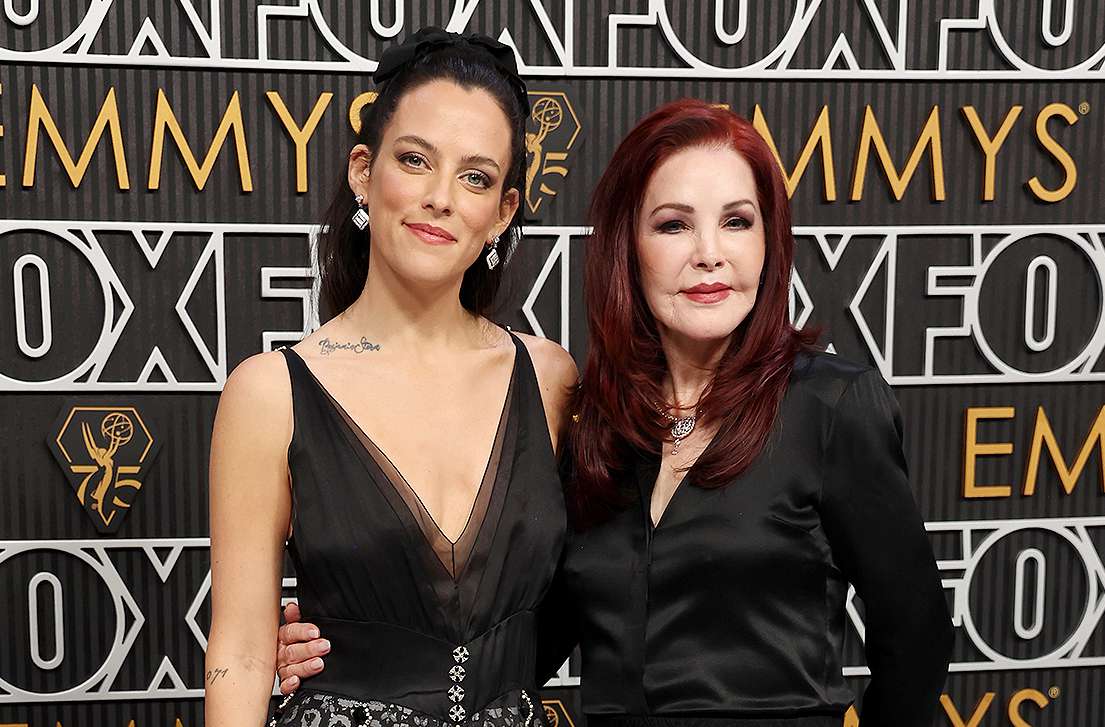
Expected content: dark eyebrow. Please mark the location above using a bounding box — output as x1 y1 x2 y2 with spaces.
723 198 757 211
393 135 501 174
460 154 501 173
649 202 695 217
648 199 756 217
393 135 436 153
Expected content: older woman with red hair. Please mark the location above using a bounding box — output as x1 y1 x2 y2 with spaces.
277 100 952 727
537 98 952 726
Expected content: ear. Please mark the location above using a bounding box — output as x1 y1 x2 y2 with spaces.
347 144 373 198
492 187 521 242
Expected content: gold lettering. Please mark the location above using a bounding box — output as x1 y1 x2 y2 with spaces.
963 407 1015 498
851 104 945 201
1028 103 1078 203
349 91 379 134
266 91 333 193
962 105 1022 201
753 104 836 200
940 692 995 727
149 89 253 192
22 84 130 189
1008 688 1048 727
1023 405 1105 495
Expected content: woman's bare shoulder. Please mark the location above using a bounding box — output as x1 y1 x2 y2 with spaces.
512 332 578 391
215 350 293 447
224 350 291 401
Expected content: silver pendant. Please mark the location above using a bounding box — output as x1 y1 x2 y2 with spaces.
485 245 500 270
670 416 695 440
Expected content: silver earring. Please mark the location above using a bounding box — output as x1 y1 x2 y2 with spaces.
352 194 370 230
485 235 501 270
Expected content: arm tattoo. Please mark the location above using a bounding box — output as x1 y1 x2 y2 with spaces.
318 337 382 356
205 667 231 685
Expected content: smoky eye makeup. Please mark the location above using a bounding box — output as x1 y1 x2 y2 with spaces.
397 151 428 169
723 201 758 227
655 218 689 234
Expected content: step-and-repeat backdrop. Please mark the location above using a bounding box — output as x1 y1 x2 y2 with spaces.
2 2 1104 726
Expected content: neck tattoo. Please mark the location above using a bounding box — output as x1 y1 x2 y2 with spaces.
318 336 382 356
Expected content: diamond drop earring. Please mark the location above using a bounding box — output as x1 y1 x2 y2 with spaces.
352 194 370 230
485 235 501 270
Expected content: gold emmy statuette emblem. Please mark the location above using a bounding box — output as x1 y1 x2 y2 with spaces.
48 406 159 534
524 91 582 216
541 700 575 727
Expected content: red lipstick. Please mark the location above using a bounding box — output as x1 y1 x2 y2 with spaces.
405 222 457 245
682 282 732 304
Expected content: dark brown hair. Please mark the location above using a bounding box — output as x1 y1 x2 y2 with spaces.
316 44 528 321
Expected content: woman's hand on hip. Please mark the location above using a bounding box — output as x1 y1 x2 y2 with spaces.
277 601 330 694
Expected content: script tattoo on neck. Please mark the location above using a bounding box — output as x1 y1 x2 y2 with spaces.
318 336 382 356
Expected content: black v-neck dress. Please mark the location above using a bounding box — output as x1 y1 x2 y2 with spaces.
271 335 565 727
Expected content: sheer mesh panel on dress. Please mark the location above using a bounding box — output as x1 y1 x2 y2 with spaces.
296 353 516 581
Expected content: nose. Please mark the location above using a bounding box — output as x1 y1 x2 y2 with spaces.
691 228 725 271
421 172 454 216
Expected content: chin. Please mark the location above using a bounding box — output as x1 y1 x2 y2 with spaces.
674 327 740 345
401 263 473 289
387 246 478 284
667 305 750 342
666 320 743 345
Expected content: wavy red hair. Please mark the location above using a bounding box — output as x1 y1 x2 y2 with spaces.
567 99 818 524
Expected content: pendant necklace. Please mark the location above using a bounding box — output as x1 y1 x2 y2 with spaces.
653 400 702 456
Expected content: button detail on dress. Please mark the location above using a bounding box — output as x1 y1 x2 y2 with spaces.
448 684 465 702
452 646 470 663
449 704 467 722
449 665 466 682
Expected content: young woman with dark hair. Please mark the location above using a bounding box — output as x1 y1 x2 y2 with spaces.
276 100 953 726
205 27 577 727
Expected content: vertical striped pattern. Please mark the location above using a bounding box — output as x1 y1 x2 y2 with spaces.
1 2 1103 725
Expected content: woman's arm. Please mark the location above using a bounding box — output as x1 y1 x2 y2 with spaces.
819 368 953 727
205 352 294 727
514 333 579 454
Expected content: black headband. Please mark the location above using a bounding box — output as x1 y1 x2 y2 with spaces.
372 26 530 113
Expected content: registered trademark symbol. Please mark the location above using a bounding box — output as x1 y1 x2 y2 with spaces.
1048 686 1060 699
1078 101 1090 115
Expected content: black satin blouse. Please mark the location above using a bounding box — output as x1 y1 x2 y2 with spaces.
538 352 953 727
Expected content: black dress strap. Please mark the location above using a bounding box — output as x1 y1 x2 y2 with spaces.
502 331 557 458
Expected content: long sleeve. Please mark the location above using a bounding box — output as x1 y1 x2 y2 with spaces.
819 369 953 726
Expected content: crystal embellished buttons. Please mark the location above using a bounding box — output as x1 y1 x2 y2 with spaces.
448 645 470 722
